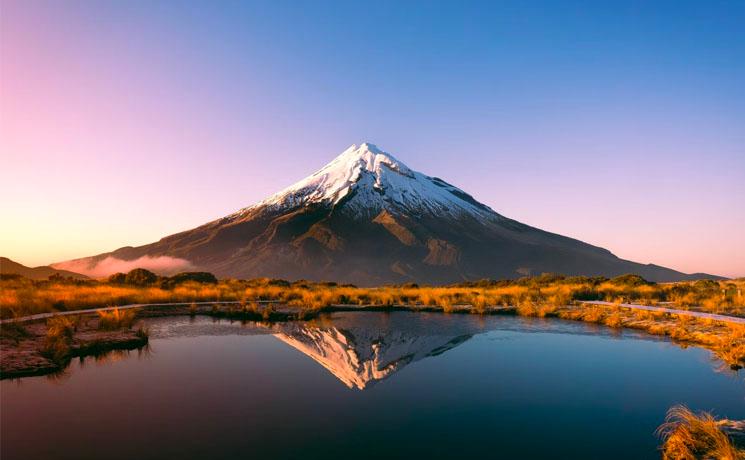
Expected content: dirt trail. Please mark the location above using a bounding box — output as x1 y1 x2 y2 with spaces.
578 300 745 325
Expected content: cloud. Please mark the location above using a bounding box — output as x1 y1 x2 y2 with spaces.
52 255 194 278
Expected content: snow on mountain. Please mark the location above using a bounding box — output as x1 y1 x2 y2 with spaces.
239 143 496 218
53 141 721 283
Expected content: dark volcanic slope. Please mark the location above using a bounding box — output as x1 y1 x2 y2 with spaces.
54 143 720 284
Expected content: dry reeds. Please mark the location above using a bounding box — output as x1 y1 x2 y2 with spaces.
3 275 743 319
43 316 80 363
4 273 745 369
97 308 136 330
657 405 744 460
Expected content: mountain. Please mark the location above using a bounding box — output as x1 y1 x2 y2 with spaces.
53 143 721 284
1 257 89 280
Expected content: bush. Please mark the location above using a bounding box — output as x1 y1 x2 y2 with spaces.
124 268 158 286
694 279 720 291
107 272 126 284
610 274 652 287
162 272 218 287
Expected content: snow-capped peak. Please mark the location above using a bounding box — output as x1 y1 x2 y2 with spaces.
332 142 414 179
243 143 494 218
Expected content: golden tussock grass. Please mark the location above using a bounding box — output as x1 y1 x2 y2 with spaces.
3 276 742 318
3 274 744 368
43 316 80 363
97 308 136 331
657 405 744 460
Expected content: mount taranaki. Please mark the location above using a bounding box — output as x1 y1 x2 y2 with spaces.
55 143 716 284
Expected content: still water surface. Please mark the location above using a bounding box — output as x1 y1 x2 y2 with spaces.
2 312 744 459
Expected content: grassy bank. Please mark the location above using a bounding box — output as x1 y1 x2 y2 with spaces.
172 299 745 369
2 271 744 369
0 308 149 379
2 271 743 319
514 302 745 370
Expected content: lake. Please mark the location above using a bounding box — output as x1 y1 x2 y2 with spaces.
2 312 743 459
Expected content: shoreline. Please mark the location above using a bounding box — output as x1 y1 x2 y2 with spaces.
3 298 745 325
1 316 148 379
2 300 744 379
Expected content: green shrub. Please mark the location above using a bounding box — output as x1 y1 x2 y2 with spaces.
107 272 126 284
610 274 652 287
161 272 218 288
124 268 158 286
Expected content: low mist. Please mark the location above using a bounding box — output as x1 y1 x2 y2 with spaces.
52 255 194 278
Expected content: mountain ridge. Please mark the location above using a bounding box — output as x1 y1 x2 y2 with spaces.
1 257 89 280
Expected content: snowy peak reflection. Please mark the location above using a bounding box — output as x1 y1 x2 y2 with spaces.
270 312 484 390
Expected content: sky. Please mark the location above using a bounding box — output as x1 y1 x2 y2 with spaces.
1 0 744 278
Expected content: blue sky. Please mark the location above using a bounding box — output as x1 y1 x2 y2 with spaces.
2 0 744 276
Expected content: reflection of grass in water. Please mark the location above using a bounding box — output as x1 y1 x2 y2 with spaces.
657 405 745 460
92 344 152 366
43 366 72 384
69 344 153 376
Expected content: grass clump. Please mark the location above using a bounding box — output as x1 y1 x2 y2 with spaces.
135 325 150 339
97 308 136 330
43 316 79 363
261 305 275 321
657 405 744 459
46 316 78 339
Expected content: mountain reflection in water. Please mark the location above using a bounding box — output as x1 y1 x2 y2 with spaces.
4 312 744 460
269 313 480 389
152 311 676 391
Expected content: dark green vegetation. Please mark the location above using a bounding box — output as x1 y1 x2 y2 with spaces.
106 269 218 288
